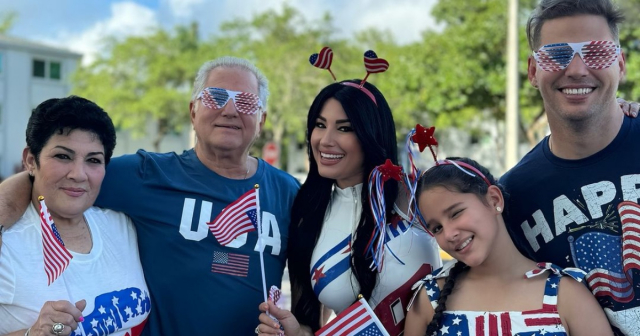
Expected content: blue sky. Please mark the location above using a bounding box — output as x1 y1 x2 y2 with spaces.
0 0 438 64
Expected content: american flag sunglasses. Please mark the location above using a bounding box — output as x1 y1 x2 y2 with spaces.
533 40 621 72
197 87 263 114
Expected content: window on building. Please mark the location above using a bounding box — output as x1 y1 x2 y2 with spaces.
33 59 45 78
50 62 61 80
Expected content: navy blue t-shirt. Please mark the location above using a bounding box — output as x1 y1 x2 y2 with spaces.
95 149 299 336
500 116 640 334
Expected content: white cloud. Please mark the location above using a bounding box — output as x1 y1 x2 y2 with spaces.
19 0 439 65
218 0 438 44
343 0 439 44
166 0 206 18
57 2 159 65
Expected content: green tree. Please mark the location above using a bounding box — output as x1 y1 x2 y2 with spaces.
387 0 640 147
71 5 352 165
377 0 542 146
214 5 349 163
73 23 208 151
70 0 640 163
0 12 17 34
617 0 640 102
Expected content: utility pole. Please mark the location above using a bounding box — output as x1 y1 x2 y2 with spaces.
505 0 519 171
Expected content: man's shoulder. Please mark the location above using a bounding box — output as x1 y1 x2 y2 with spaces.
629 114 640 133
110 149 191 169
260 160 301 189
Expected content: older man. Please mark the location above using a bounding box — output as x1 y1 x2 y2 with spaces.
500 1 639 334
0 57 300 335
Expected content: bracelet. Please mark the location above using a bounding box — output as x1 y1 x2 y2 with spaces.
24 327 31 336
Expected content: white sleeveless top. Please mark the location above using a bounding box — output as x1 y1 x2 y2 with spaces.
310 183 442 335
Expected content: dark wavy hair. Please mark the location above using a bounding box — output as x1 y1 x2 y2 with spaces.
26 96 117 166
416 157 505 335
288 80 398 331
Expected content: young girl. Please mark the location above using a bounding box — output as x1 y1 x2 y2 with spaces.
405 157 612 336
256 80 441 336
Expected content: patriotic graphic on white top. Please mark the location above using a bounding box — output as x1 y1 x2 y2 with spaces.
310 183 441 336
412 263 585 336
74 287 150 336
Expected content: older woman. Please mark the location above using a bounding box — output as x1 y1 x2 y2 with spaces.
0 96 149 336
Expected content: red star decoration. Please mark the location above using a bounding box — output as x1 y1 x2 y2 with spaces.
312 266 326 282
377 159 403 182
411 124 438 153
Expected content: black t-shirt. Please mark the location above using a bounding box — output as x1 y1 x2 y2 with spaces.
500 116 640 335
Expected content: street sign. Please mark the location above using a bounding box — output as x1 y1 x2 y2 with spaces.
262 141 279 166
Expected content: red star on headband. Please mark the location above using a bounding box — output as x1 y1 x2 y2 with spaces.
378 159 403 182
411 124 438 153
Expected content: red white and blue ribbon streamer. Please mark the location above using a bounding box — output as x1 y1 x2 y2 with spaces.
405 124 441 233
366 159 404 272
405 129 420 185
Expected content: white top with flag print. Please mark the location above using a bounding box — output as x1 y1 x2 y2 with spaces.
310 184 441 335
0 204 150 336
408 263 586 336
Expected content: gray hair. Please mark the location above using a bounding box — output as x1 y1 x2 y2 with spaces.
527 0 624 51
190 56 270 116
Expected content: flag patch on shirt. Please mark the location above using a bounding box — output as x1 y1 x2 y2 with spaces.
211 251 250 277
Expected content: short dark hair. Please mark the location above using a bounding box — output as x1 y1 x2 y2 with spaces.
26 96 117 165
527 0 624 51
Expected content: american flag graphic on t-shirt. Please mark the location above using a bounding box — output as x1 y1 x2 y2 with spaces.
211 251 250 277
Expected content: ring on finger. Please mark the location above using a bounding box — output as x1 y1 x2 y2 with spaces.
255 326 260 334
51 322 65 336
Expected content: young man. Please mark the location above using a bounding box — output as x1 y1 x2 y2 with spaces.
500 1 639 334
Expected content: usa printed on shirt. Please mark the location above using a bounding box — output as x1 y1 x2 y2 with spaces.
211 250 250 277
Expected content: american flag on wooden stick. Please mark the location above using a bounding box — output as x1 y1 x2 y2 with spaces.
315 297 389 336
39 196 73 285
208 188 258 246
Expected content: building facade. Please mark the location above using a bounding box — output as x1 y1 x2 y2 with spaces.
0 35 82 179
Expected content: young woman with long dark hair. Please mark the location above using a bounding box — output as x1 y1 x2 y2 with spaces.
256 80 441 336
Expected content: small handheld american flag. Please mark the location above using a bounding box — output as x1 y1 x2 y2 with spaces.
208 187 258 246
39 196 73 285
315 297 390 336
